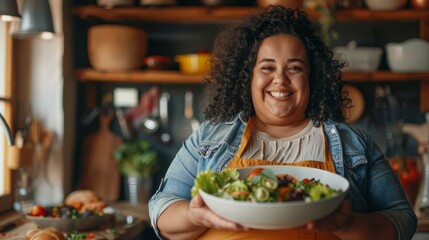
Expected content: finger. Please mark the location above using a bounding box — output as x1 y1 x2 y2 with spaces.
342 200 352 215
310 200 351 231
306 221 315 230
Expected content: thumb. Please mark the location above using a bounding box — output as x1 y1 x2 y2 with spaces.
190 194 205 208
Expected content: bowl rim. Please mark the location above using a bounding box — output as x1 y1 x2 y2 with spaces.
199 165 350 206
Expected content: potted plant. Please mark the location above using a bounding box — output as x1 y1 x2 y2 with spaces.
302 0 338 45
257 0 338 45
113 140 159 204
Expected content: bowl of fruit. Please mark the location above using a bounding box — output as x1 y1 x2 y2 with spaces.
26 190 114 232
192 165 349 229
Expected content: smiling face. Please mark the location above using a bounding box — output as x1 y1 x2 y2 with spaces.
251 34 310 127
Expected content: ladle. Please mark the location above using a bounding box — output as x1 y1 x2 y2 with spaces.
141 103 160 135
158 92 172 144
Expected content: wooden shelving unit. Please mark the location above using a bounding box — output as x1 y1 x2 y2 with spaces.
73 6 429 22
74 68 206 84
72 6 429 111
75 68 429 84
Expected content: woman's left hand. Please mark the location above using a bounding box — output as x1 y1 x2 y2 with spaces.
306 199 353 232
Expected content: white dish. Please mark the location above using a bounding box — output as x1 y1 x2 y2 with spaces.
199 165 349 229
333 42 382 71
385 38 429 72
364 0 407 11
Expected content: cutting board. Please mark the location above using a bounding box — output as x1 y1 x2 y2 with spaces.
79 111 123 202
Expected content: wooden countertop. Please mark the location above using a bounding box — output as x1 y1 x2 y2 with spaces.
0 202 149 239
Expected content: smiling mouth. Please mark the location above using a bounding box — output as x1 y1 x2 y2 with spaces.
269 91 292 98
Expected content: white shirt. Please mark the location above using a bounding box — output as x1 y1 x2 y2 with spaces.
242 120 324 163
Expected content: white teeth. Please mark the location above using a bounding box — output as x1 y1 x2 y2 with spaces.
270 92 291 98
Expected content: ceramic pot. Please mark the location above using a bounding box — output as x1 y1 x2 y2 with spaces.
96 0 134 7
257 0 303 9
411 0 429 9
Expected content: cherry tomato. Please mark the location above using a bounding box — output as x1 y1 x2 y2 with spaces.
86 232 96 239
389 161 401 173
28 205 47 217
400 166 418 185
301 178 311 183
247 168 264 178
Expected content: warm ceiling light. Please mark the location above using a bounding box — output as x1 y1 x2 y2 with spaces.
0 0 20 22
13 0 57 39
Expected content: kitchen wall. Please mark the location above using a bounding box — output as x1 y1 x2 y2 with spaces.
14 0 65 205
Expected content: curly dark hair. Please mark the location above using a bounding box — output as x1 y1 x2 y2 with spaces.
204 6 349 126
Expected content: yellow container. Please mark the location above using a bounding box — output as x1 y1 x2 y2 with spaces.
175 53 211 74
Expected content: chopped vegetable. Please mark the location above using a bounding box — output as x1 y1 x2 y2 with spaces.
192 168 343 203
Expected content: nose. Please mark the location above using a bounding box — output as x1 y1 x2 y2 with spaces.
273 70 290 85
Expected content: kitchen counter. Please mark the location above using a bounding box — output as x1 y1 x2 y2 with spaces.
2 203 428 239
0 202 150 239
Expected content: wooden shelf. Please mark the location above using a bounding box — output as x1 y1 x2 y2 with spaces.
74 68 206 84
342 71 429 82
73 6 429 23
72 6 259 23
75 68 429 83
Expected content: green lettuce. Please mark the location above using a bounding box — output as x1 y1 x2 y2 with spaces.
191 169 240 197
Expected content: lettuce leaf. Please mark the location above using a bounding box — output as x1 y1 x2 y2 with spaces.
191 169 240 197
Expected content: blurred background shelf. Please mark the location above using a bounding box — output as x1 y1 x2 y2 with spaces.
75 68 429 83
74 68 205 84
73 6 429 23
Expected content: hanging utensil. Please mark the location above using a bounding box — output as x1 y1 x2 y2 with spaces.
180 91 200 140
141 100 160 135
116 109 133 141
158 92 172 145
20 115 32 144
30 119 42 147
140 88 160 135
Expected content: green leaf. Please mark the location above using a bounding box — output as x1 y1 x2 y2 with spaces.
113 140 159 177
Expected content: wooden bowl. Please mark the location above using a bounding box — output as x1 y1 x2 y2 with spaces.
88 25 147 72
343 84 365 123
257 0 303 9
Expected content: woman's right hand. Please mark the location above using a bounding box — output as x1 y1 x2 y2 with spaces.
188 194 248 231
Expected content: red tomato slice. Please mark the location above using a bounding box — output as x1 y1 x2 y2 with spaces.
247 168 264 178
302 178 311 183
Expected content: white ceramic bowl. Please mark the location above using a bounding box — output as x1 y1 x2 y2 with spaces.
386 38 429 72
199 165 349 229
364 0 407 11
333 44 382 71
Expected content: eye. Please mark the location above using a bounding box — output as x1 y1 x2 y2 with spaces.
288 65 304 72
260 64 275 72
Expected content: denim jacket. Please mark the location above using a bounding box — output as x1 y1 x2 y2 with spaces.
149 114 417 240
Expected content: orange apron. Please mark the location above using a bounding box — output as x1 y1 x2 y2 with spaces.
198 120 340 240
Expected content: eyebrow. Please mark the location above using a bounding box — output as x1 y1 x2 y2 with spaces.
258 58 305 64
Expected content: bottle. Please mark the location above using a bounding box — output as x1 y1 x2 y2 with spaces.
13 168 35 214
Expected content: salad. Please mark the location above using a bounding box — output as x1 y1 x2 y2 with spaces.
191 168 342 203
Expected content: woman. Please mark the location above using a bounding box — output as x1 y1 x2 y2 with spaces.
149 6 417 240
